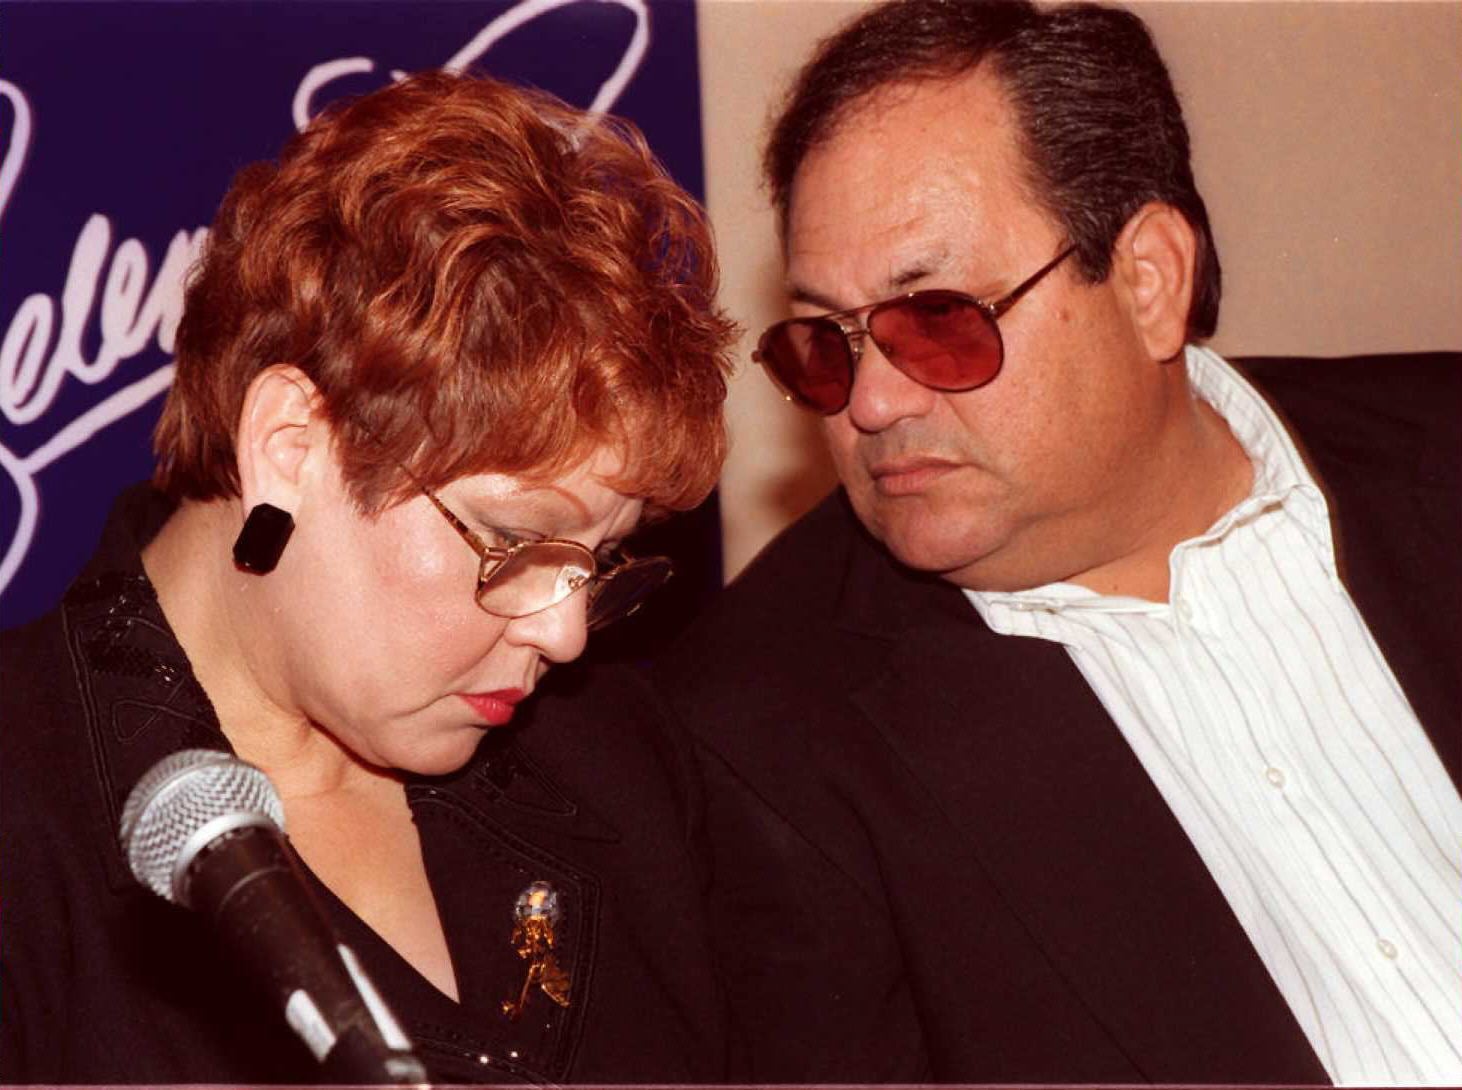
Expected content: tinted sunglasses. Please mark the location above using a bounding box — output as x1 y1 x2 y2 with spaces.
754 245 1076 414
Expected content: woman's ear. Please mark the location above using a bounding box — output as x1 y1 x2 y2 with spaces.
234 364 325 512
1112 201 1197 363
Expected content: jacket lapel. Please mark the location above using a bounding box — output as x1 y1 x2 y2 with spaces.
1239 355 1461 781
839 526 1325 1080
1311 441 1461 782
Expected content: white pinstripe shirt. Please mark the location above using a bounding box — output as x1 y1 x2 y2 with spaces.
966 346 1462 1085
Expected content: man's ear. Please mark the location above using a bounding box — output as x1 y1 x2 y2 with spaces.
1113 202 1197 363
235 364 325 510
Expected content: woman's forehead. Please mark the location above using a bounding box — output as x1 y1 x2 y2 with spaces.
449 450 640 533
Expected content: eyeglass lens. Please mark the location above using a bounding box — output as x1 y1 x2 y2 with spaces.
759 291 1003 414
870 291 1003 389
584 556 672 630
475 545 672 630
476 543 592 619
759 320 857 414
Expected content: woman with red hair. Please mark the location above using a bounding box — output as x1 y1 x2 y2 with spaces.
1 72 735 1083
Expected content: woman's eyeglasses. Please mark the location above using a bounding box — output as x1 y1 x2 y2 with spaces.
418 486 671 631
754 245 1075 415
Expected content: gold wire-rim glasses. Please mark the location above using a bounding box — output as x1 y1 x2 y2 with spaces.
415 484 672 632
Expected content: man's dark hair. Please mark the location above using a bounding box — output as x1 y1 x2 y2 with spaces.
764 0 1221 339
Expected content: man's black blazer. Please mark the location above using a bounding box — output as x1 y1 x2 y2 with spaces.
652 353 1461 1084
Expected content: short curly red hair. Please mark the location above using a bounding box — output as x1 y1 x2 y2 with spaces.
155 71 735 514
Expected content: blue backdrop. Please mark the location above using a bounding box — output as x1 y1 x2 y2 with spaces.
0 0 713 634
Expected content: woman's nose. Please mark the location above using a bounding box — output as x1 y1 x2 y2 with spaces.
503 591 591 665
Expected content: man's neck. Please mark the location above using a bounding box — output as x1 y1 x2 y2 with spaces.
951 365 1256 604
1065 387 1253 602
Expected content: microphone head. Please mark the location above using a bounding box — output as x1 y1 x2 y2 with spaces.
120 749 285 906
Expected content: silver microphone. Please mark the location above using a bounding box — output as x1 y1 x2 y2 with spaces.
120 749 427 1084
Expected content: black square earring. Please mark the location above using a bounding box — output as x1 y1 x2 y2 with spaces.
233 503 295 574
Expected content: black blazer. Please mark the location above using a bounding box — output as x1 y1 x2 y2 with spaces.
0 487 726 1084
652 354 1462 1084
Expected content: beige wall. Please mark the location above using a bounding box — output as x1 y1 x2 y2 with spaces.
697 0 1462 580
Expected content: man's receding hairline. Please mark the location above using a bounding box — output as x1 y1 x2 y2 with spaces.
784 55 990 184
782 61 1061 251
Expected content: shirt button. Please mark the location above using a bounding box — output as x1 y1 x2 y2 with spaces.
1377 939 1398 960
1265 767 1286 788
1175 598 1194 622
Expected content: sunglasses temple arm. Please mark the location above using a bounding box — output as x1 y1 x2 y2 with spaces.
990 245 1077 317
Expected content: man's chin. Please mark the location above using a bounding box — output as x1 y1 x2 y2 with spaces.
851 483 1006 570
876 522 1000 583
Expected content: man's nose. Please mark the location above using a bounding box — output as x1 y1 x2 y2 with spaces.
843 338 938 433
503 591 590 666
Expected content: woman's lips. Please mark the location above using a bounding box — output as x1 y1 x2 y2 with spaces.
458 688 526 726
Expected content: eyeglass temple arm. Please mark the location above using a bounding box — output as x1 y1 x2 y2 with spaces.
988 244 1077 318
349 417 511 565
418 485 507 563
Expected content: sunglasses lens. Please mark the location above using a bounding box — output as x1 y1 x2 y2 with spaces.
476 543 594 618
586 557 673 631
758 319 854 413
759 291 1004 415
869 291 1003 391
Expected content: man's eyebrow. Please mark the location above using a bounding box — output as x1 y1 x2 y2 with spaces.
786 261 942 313
786 283 845 312
888 262 938 291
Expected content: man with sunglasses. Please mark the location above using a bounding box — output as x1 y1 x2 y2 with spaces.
652 0 1461 1083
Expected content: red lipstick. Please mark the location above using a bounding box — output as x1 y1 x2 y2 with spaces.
458 688 526 727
